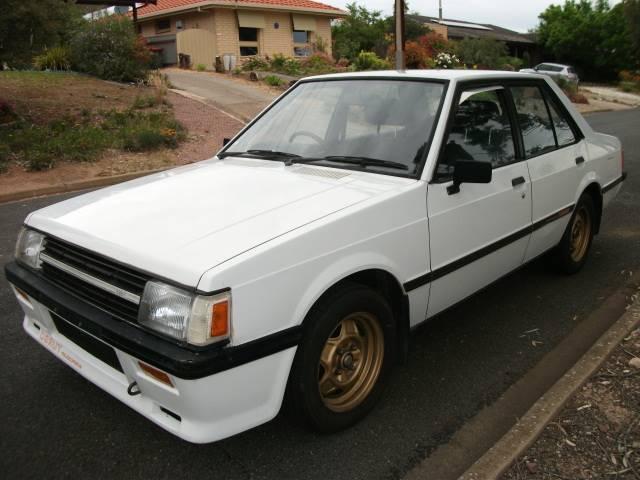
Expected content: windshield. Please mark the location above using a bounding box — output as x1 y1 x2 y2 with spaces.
223 79 445 176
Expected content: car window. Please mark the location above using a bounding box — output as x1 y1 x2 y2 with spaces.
227 80 445 175
510 86 556 158
437 87 516 178
545 92 576 147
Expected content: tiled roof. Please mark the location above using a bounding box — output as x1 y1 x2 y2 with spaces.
136 0 346 17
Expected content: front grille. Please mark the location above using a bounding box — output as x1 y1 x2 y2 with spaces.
40 237 150 324
51 311 123 373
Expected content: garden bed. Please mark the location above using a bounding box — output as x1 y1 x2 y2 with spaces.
0 71 244 200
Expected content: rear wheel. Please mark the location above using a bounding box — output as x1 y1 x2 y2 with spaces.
553 194 596 274
287 283 396 432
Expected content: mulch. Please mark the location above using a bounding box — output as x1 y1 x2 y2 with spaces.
502 320 640 480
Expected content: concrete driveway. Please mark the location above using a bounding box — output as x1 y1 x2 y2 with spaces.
165 69 278 122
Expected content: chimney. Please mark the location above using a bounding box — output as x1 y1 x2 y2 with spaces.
439 0 443 20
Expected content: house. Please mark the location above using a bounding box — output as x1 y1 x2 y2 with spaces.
134 0 346 68
407 15 538 62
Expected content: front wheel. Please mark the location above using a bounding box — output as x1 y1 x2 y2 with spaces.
553 194 596 274
286 283 396 433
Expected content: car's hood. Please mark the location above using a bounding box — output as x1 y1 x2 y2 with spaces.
27 158 412 287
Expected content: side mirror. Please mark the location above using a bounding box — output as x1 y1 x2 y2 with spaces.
447 160 492 195
223 137 231 146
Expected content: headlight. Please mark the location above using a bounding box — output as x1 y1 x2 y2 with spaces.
138 281 231 346
15 228 45 269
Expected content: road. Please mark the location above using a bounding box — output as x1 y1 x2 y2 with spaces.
165 68 277 122
1 109 639 480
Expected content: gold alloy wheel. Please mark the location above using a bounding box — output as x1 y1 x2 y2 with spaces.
317 312 384 413
569 206 592 263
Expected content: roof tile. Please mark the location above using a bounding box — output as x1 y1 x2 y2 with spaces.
137 0 345 17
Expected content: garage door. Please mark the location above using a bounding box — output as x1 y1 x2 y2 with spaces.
146 34 177 65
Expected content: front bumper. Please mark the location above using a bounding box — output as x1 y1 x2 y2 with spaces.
6 261 299 443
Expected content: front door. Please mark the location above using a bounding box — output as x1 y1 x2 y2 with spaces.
426 85 532 317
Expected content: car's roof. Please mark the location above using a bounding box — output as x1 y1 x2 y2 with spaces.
303 69 546 82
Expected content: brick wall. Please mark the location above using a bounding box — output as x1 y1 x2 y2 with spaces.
261 12 294 57
140 9 335 60
314 17 332 56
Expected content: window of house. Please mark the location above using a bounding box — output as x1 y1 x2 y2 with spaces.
155 19 171 33
510 86 557 158
293 30 311 57
293 30 308 43
239 27 259 56
437 87 516 179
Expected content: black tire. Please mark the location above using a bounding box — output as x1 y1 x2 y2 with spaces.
553 194 596 274
286 283 396 433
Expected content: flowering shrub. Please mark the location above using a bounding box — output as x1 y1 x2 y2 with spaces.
434 52 461 69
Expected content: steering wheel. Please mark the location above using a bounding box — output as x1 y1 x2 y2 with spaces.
289 131 324 144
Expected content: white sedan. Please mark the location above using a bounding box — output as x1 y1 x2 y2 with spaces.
7 70 625 443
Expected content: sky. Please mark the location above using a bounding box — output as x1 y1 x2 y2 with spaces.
326 0 621 33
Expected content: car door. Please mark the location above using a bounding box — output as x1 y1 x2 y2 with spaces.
425 84 532 317
509 82 587 262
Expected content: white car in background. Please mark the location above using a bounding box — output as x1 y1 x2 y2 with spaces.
7 70 624 443
520 62 580 84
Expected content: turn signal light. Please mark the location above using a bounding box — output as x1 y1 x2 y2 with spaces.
210 300 229 338
139 362 173 387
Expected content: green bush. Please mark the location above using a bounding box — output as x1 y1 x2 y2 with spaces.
352 51 391 71
264 75 284 87
241 56 269 71
133 94 161 109
1 104 185 172
70 15 151 82
196 63 207 72
301 53 337 74
269 54 302 76
33 47 71 71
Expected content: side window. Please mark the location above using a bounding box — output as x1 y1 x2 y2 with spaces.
437 87 516 178
545 92 577 147
510 86 556 158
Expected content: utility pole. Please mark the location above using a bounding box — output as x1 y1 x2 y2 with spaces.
439 0 443 20
394 0 405 70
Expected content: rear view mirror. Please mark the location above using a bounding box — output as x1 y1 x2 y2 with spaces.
223 137 231 146
447 160 492 195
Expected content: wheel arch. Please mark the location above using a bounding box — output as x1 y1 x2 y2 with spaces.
581 181 603 234
298 267 410 365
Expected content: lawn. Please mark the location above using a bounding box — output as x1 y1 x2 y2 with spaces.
0 71 185 172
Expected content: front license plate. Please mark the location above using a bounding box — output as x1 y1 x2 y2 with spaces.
38 328 83 371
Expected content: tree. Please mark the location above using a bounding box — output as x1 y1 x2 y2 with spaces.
331 3 388 60
454 38 508 68
623 0 640 67
0 0 83 68
536 0 634 80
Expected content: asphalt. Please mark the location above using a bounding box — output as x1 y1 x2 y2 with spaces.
1 109 639 480
165 69 277 121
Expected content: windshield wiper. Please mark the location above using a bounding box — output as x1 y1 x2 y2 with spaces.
286 155 408 171
218 149 302 160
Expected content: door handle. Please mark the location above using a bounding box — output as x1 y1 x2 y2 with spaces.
511 176 526 187
575 156 585 165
